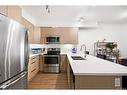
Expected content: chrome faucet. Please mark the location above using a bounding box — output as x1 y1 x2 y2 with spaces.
80 44 86 58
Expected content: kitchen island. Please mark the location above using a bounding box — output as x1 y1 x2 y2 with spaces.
66 53 127 89
29 52 127 89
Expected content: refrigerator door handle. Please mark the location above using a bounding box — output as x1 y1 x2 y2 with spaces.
0 72 27 89
25 31 29 69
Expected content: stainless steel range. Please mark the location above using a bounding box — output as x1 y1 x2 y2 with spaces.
43 48 61 73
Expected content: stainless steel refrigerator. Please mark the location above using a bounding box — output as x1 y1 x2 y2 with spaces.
0 14 29 89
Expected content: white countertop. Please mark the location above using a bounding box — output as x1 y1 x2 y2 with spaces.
67 53 127 76
29 52 67 57
29 52 46 58
29 52 127 76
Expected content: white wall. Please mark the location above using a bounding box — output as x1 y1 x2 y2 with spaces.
22 9 36 25
120 23 127 57
77 23 127 57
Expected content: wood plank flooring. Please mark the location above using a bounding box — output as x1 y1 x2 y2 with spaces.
27 72 69 89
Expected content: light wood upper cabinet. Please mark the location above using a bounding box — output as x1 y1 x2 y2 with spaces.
0 6 8 16
28 23 34 43
0 6 40 44
41 27 61 43
58 27 78 44
34 26 40 44
0 6 22 23
40 27 78 44
22 17 34 43
22 17 40 44
7 6 22 23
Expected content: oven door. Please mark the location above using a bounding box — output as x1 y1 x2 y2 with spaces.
44 55 60 66
43 55 60 73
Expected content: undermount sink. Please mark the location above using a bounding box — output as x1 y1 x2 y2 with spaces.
71 56 86 60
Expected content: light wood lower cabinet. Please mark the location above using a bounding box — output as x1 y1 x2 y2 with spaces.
28 56 39 82
60 54 67 72
39 55 43 72
67 60 71 88
75 76 122 89
66 57 75 89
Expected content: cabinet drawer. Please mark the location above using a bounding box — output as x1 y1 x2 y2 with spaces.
28 67 38 81
28 56 39 81
29 56 39 70
29 56 38 63
28 62 38 81
28 60 37 72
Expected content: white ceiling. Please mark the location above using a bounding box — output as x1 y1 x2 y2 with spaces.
21 6 127 27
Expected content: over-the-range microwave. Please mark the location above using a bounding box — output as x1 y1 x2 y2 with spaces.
46 37 60 44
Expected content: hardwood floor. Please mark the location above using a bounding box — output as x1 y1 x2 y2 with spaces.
27 72 69 89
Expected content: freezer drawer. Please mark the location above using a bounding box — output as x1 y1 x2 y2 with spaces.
0 71 27 89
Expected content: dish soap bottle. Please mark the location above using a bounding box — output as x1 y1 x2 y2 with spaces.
72 47 77 53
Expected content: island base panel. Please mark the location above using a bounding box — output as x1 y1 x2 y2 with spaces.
75 76 121 89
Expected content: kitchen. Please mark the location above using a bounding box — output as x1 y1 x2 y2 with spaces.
1 5 127 90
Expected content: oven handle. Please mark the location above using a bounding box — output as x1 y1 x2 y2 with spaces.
43 55 60 57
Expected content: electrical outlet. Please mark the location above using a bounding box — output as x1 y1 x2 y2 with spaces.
115 77 121 87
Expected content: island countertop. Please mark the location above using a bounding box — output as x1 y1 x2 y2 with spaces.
29 52 127 76
66 52 127 76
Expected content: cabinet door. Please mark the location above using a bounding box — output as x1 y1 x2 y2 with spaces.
34 26 40 44
0 6 8 16
22 17 38 44
60 55 67 72
21 17 34 43
40 27 55 44
7 6 21 23
59 27 78 44
39 55 43 71
35 56 39 73
28 23 34 43
21 17 28 28
67 58 71 88
68 28 78 44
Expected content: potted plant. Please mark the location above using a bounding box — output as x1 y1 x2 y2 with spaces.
106 43 117 52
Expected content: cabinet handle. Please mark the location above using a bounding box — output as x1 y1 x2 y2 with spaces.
32 57 36 60
31 61 36 64
31 68 36 73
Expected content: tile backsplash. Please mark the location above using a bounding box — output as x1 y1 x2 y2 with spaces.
30 44 77 53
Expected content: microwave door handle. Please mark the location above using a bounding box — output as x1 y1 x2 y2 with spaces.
1 72 27 89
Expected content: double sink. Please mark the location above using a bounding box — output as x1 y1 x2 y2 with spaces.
71 56 86 60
